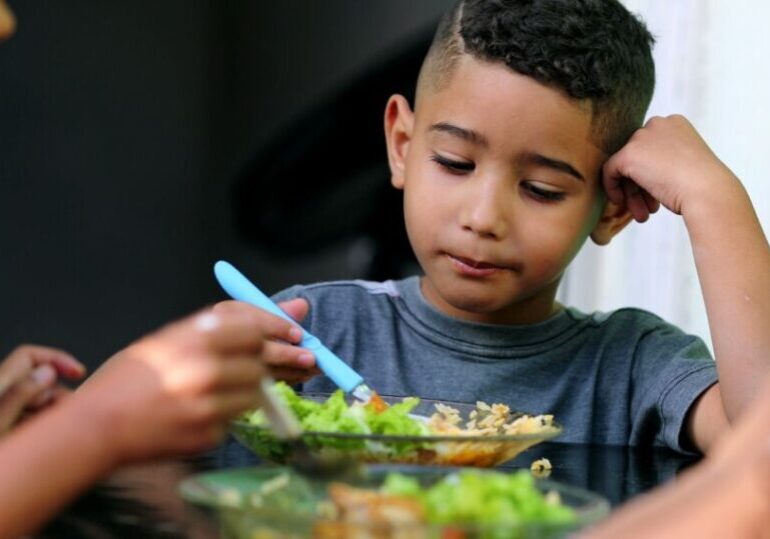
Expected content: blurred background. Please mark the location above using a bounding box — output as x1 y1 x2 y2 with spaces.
1 0 767 371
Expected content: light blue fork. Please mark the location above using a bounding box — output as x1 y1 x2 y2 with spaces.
213 260 374 402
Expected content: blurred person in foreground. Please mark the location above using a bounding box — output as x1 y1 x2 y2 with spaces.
0 300 309 538
0 3 312 536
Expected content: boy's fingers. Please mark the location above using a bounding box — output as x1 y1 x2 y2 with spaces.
277 298 310 323
260 341 316 370
642 189 660 214
623 180 650 222
269 367 320 385
601 157 628 206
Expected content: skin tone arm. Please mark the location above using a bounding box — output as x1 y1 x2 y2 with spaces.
0 345 86 433
603 115 770 451
0 299 309 539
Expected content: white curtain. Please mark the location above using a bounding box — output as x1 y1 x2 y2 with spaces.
558 0 770 353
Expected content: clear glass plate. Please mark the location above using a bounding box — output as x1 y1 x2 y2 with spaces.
231 393 562 467
179 465 610 539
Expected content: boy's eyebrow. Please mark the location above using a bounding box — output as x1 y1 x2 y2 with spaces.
522 152 585 182
429 122 489 147
429 122 585 182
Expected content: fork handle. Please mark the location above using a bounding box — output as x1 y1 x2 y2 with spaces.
213 260 365 392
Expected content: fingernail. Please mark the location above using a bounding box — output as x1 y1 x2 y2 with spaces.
298 353 314 367
31 365 56 385
289 327 302 342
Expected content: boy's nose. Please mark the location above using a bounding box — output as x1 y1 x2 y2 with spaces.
459 179 509 240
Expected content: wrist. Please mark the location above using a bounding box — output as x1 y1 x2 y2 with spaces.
680 169 747 226
59 389 126 475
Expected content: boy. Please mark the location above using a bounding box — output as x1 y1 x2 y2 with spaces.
233 0 770 457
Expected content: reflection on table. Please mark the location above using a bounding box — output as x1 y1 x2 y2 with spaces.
36 440 699 538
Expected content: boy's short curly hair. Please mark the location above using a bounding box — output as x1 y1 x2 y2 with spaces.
417 0 656 154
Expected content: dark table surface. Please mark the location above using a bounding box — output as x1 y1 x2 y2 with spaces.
35 440 699 539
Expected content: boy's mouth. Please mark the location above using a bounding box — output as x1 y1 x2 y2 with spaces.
445 253 506 277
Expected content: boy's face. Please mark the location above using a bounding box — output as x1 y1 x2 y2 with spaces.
385 56 627 325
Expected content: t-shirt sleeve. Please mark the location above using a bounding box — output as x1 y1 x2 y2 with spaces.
630 323 717 454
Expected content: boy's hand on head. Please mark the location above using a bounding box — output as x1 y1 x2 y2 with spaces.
602 115 736 222
0 345 86 433
213 299 320 385
73 304 298 465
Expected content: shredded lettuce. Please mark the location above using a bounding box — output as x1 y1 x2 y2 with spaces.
382 470 577 531
244 383 430 453
271 382 323 420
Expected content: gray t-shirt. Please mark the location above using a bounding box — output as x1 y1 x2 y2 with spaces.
272 277 717 454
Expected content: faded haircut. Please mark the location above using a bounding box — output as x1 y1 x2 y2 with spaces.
417 0 656 154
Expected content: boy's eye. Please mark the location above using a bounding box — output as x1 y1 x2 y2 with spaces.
431 153 475 174
522 181 566 202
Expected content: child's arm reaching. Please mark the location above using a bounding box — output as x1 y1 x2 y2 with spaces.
603 115 770 452
0 301 306 538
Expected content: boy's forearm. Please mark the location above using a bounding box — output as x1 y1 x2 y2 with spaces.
0 395 117 537
684 174 770 420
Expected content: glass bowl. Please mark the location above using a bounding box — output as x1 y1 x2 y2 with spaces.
231 393 562 467
180 465 610 539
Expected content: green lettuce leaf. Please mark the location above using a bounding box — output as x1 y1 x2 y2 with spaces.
382 470 577 530
244 383 430 453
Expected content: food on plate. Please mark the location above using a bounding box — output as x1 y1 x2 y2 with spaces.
530 458 553 478
214 469 578 538
180 467 611 539
318 470 577 533
234 383 561 467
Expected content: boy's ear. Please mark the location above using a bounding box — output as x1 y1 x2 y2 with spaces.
384 94 414 190
590 199 634 245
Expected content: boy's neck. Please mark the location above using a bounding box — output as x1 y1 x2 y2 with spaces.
418 277 564 326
